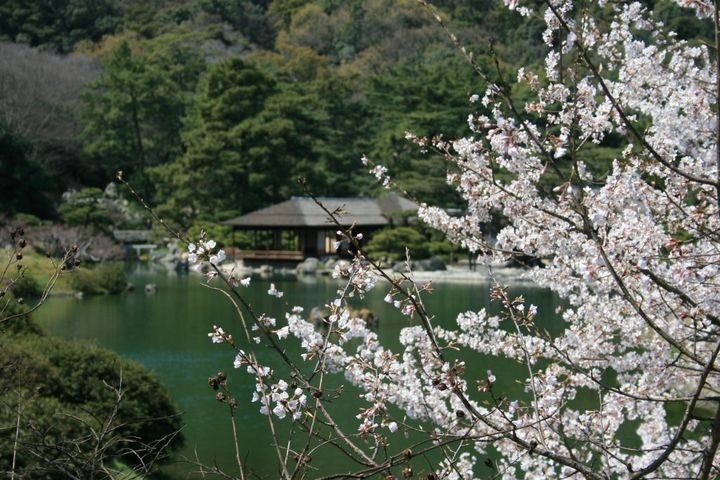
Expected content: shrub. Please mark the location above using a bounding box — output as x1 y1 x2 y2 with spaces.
58 187 113 233
0 293 42 336
66 267 98 294
0 336 184 478
427 239 454 258
68 262 127 295
94 262 127 294
12 212 46 226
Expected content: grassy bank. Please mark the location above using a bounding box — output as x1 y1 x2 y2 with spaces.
2 248 127 297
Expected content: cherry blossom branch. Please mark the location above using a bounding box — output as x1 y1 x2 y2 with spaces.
416 0 570 187
630 338 720 478
543 0 720 190
639 267 720 328
304 189 609 479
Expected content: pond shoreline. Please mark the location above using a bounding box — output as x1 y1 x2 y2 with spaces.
217 260 539 285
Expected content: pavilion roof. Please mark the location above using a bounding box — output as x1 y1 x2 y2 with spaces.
221 194 417 229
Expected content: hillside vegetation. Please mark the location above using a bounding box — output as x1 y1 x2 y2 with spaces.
0 0 542 225
0 0 708 227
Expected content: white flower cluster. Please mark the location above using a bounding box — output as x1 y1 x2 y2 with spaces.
229 274 251 288
253 379 307 421
332 255 378 300
385 290 417 318
231 351 307 421
188 238 226 265
285 307 346 370
436 453 476 480
208 324 230 344
362 155 391 188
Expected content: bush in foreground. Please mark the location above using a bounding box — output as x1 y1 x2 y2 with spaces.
0 334 183 479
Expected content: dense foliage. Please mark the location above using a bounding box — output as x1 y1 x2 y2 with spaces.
3 0 650 231
363 224 454 261
67 262 128 295
0 316 183 478
5 0 720 478
0 0 532 227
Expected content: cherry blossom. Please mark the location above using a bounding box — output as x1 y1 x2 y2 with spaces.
204 1 720 477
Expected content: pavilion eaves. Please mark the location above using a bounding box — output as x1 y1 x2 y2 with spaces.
221 195 416 230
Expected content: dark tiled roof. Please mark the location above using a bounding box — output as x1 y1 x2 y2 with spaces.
376 194 418 215
222 195 417 229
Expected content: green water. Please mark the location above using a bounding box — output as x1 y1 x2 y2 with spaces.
34 265 560 478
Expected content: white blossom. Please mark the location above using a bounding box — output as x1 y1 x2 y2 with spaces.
267 283 284 298
276 326 290 339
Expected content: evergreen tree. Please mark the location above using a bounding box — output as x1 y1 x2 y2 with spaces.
364 59 476 206
151 58 277 223
81 39 204 194
151 57 349 225
0 0 121 52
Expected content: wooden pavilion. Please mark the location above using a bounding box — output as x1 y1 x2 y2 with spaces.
222 194 417 261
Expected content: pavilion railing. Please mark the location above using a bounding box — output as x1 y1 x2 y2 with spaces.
235 249 305 261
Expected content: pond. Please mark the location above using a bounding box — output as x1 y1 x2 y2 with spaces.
34 264 561 478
